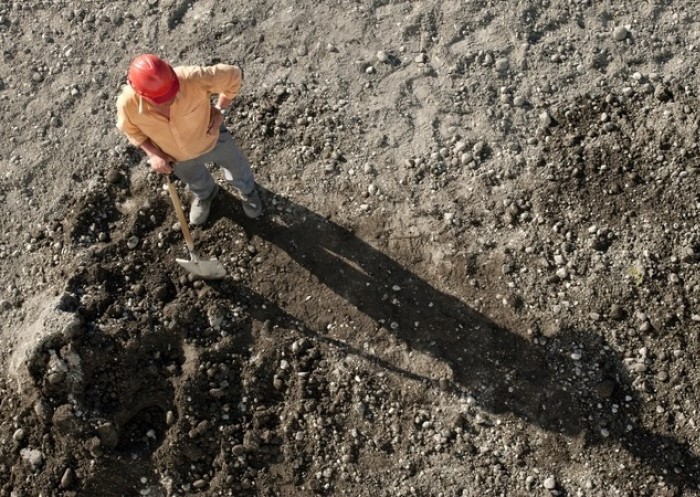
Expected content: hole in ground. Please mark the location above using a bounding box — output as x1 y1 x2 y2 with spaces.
116 405 169 454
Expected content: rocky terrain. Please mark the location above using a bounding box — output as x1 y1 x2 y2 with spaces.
0 0 699 496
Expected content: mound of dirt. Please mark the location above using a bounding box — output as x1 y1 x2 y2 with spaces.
0 1 699 496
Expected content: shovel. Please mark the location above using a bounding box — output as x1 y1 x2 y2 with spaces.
166 176 226 280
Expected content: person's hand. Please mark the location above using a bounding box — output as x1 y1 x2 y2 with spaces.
147 152 174 174
207 106 225 135
217 96 233 110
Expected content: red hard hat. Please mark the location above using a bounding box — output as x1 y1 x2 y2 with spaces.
127 54 180 104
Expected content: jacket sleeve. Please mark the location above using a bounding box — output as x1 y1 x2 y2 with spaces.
116 92 148 147
198 64 243 100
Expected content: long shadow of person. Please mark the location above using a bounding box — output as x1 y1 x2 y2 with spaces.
217 186 700 490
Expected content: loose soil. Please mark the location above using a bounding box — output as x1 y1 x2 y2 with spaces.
0 1 699 496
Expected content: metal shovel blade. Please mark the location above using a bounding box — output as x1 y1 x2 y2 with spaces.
176 254 227 280
166 177 226 280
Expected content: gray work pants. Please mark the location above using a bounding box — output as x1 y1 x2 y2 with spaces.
173 126 255 200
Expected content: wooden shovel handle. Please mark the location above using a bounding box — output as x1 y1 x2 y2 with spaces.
166 176 195 252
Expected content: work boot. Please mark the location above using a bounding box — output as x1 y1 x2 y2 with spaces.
240 186 263 219
189 184 219 225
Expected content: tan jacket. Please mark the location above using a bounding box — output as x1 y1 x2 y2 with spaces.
116 64 242 162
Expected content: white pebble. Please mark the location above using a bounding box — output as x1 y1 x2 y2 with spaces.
539 111 552 128
495 58 509 72
12 428 25 442
544 476 557 489
613 26 629 41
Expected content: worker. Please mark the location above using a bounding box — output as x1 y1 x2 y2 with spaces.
116 53 262 224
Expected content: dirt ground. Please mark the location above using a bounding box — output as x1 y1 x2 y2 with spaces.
1 1 699 496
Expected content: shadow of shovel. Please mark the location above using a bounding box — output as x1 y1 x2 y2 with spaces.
165 176 226 280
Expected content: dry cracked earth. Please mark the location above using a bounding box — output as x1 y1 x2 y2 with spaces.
0 1 699 496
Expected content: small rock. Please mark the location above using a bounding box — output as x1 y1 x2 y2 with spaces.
12 428 26 442
613 26 629 41
20 448 44 469
96 422 119 448
207 306 224 329
472 141 486 155
47 371 66 385
609 304 625 321
474 413 489 425
656 371 669 382
495 57 509 72
539 111 553 128
377 50 389 63
460 152 473 165
166 411 176 426
639 321 653 333
60 468 75 489
106 170 121 184
544 476 557 489
654 85 672 102
209 388 225 399
52 404 79 436
127 236 139 249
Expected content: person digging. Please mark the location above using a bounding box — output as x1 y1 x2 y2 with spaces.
116 53 263 225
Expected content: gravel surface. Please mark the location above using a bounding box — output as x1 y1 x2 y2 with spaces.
0 1 699 496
